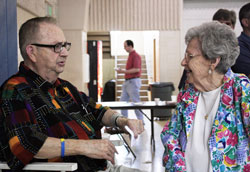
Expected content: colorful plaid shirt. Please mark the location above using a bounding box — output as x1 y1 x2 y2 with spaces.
161 69 250 172
0 62 109 171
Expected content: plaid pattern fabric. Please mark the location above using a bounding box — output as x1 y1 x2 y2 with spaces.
0 62 108 171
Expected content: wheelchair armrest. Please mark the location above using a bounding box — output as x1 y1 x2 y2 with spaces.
0 162 78 172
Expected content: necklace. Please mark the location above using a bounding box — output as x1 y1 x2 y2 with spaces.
201 92 214 120
201 86 221 120
204 105 211 120
204 114 209 120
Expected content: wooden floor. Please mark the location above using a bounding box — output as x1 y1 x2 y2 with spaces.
108 110 169 172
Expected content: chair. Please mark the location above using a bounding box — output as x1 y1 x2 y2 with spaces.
0 162 77 172
0 131 126 172
104 127 136 159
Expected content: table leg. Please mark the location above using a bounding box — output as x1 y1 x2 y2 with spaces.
151 109 155 151
139 109 155 151
118 133 136 159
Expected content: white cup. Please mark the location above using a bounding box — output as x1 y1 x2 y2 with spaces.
154 98 160 105
171 95 177 102
102 133 110 140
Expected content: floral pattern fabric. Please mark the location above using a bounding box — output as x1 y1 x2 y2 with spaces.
161 69 250 172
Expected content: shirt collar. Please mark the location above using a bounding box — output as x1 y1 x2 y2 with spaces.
19 61 61 91
129 50 136 54
181 68 233 103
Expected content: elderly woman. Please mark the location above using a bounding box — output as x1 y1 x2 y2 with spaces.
161 21 250 172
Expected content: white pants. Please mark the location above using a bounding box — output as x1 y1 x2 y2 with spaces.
120 78 144 121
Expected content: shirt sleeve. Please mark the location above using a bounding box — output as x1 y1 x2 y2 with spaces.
232 76 250 170
0 84 48 170
132 53 141 69
240 78 250 139
160 93 187 172
64 80 109 130
79 91 109 129
238 77 250 160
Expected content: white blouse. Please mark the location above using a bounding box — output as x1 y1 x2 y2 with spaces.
186 86 221 172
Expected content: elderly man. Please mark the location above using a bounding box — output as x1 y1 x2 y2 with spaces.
0 17 144 172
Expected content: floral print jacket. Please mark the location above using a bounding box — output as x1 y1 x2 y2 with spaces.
161 69 250 172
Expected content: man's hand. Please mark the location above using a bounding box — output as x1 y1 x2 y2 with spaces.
78 139 118 165
101 109 144 138
117 118 144 138
126 119 144 138
115 67 125 73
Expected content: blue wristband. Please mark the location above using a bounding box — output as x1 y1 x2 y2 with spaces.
60 138 65 158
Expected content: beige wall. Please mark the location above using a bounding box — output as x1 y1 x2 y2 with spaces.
17 0 58 64
159 31 182 95
89 0 183 95
17 0 57 17
16 0 182 96
89 0 181 31
58 0 90 93
16 0 246 98
60 31 88 93
57 0 89 31
103 59 115 86
16 7 36 64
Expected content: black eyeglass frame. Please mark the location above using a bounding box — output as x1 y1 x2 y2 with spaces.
31 42 71 53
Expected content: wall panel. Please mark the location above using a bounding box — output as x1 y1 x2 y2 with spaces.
0 0 18 85
89 0 181 31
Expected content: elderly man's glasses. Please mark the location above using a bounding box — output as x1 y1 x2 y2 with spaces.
31 42 71 53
